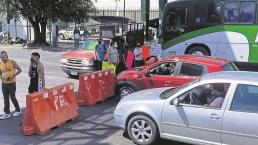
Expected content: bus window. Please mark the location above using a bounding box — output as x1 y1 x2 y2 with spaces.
224 2 239 24
239 2 256 24
207 2 221 23
164 7 188 40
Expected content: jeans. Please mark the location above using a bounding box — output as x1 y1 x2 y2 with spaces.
2 83 20 114
74 39 80 48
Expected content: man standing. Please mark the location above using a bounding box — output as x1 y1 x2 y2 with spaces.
74 27 80 48
95 38 106 70
28 52 45 93
0 51 22 119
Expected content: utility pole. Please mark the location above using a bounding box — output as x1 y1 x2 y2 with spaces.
141 0 150 41
6 0 11 39
122 0 125 36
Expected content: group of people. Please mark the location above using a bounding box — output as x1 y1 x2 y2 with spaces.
94 37 161 75
0 51 45 120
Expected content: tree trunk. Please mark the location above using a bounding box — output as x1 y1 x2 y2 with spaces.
28 16 48 46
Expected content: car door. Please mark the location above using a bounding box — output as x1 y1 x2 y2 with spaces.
221 83 258 145
145 61 179 89
172 62 207 87
162 82 232 145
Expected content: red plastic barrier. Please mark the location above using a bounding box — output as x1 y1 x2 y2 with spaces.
77 69 116 106
21 83 78 135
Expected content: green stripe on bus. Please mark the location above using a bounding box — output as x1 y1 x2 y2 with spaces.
162 25 258 62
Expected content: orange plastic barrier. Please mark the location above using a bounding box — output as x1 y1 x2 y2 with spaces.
77 69 115 106
21 83 78 135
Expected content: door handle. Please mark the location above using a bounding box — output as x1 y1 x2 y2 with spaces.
209 113 221 120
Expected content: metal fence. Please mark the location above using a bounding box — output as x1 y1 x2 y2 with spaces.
95 9 159 22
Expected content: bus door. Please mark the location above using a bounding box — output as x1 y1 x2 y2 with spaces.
163 6 190 42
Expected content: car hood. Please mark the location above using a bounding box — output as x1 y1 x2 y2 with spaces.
63 49 95 60
118 66 146 76
122 87 171 102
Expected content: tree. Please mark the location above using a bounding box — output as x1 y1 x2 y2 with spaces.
0 0 95 45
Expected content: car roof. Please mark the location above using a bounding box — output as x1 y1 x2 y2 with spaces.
200 71 258 83
85 37 111 41
163 55 230 68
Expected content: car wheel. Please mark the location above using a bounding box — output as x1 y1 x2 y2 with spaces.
120 86 135 97
127 115 159 145
187 46 210 56
59 34 65 40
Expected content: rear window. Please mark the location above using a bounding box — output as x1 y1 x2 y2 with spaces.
221 63 239 71
179 63 205 76
81 39 110 50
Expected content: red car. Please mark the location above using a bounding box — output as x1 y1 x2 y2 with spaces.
116 55 238 97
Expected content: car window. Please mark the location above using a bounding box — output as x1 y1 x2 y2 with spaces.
149 62 177 76
221 63 239 71
239 2 256 24
231 84 258 113
178 83 230 109
179 63 205 76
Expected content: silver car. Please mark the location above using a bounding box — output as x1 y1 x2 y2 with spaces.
114 71 258 145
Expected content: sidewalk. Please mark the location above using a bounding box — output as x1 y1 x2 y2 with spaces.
0 41 78 52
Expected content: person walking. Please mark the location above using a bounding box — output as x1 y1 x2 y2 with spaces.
133 43 145 67
95 38 106 70
0 51 22 119
28 52 45 93
74 27 80 48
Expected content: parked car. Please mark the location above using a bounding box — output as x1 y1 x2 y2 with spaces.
58 26 84 40
60 37 111 77
116 55 238 97
114 71 258 145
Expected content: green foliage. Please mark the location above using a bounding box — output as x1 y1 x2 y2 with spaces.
0 0 95 23
0 0 95 44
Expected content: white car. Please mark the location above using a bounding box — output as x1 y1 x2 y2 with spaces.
58 26 84 40
114 71 258 145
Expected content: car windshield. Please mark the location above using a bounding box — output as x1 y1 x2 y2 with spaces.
160 79 200 100
81 39 98 50
221 63 239 71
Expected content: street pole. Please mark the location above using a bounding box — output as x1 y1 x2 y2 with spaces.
122 0 125 36
6 0 11 39
141 0 150 41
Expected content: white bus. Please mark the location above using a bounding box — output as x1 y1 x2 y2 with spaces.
160 0 258 62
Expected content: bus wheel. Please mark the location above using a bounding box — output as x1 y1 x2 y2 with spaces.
187 46 210 56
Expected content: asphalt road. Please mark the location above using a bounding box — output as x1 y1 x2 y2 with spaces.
0 47 187 145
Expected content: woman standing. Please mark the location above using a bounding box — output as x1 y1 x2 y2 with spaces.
106 41 119 73
133 43 145 67
28 52 45 93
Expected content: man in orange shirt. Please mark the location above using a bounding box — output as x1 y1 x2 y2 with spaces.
0 51 22 119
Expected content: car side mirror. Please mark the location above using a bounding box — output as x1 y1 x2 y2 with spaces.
171 98 179 106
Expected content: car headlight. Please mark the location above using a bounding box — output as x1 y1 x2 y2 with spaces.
60 58 67 64
82 59 90 66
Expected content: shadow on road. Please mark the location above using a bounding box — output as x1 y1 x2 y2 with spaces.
0 95 188 145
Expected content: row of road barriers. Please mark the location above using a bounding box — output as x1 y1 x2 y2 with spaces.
21 69 116 135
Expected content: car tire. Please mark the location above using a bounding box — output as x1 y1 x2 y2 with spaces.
127 115 159 145
59 34 65 40
187 45 210 56
120 86 135 97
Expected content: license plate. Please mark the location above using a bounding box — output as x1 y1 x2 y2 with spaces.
71 71 78 75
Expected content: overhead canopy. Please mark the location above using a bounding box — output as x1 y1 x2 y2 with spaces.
91 16 134 24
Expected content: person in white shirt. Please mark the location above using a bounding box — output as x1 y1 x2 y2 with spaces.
133 43 145 67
